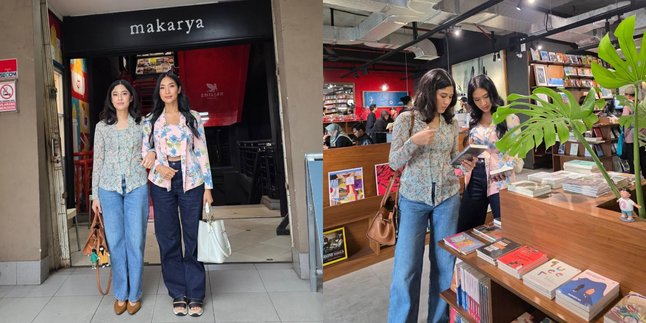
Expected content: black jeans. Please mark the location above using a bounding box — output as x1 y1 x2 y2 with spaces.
458 161 500 232
151 160 206 301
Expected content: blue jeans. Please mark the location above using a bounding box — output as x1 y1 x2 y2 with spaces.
98 179 149 302
388 193 459 323
150 160 206 301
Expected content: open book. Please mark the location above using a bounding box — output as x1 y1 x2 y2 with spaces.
450 144 487 167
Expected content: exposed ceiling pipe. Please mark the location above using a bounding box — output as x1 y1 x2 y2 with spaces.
340 0 505 78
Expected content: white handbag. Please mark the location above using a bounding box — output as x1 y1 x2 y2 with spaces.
197 203 232 264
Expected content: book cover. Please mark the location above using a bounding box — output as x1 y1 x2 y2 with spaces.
548 52 557 62
477 238 520 260
557 269 619 309
523 258 582 297
472 223 503 242
443 232 485 255
569 143 579 156
374 163 399 196
450 144 488 167
328 167 365 206
508 181 552 197
540 51 549 61
323 227 348 266
497 246 547 274
604 291 646 323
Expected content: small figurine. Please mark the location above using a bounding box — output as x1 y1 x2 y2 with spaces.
617 189 641 223
90 248 99 269
98 245 110 268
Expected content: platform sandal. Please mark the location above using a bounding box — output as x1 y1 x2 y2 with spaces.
172 297 188 316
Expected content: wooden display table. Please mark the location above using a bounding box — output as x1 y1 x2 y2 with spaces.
440 188 646 322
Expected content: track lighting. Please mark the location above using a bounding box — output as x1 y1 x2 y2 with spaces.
516 0 523 11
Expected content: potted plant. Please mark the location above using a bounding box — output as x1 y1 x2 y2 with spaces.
493 15 646 217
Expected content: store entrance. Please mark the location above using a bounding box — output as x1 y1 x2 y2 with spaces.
65 42 290 266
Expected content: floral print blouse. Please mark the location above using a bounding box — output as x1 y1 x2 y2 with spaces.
464 115 523 196
142 110 213 192
389 110 460 206
91 116 148 198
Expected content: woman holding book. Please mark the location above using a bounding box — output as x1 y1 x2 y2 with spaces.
387 68 475 323
457 74 523 232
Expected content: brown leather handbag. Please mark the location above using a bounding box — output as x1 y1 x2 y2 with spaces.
82 213 112 295
366 112 415 246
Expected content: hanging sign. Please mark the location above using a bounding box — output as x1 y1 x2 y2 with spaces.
0 80 17 112
0 58 18 80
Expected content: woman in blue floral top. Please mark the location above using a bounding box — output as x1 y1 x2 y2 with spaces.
387 69 475 323
91 80 150 315
457 74 523 232
142 71 213 317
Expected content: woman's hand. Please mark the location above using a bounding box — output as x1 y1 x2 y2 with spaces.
490 173 507 182
410 128 438 145
92 199 102 215
141 151 156 169
155 165 178 180
203 189 213 207
461 157 477 173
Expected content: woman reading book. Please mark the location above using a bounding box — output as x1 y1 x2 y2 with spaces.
387 68 475 323
458 74 523 232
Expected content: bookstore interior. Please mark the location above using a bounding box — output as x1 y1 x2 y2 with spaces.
322 1 646 322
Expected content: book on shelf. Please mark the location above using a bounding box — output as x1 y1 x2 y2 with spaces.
496 246 548 279
455 261 492 323
522 258 582 299
472 223 503 243
530 48 541 61
604 291 646 323
593 144 604 157
511 312 534 323
443 232 486 255
476 238 521 265
555 269 620 321
557 143 566 154
540 50 549 61
527 171 579 189
450 144 488 167
569 143 579 156
548 52 557 62
508 180 552 197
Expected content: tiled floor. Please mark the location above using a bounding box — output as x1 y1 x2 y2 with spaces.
69 207 291 266
0 263 322 323
323 167 554 323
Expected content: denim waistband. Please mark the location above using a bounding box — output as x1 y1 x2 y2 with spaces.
168 160 181 170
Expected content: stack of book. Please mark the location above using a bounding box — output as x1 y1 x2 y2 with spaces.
443 232 485 255
562 176 612 197
476 238 521 266
472 223 503 243
555 270 620 320
455 261 492 323
527 170 580 189
604 291 646 322
522 258 582 299
563 160 600 174
496 246 549 279
508 181 552 197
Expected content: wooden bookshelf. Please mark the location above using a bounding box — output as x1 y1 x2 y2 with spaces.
440 289 476 323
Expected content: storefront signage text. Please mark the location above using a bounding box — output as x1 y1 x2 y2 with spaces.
130 18 204 35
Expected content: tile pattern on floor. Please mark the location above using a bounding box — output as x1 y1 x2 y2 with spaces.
0 263 321 323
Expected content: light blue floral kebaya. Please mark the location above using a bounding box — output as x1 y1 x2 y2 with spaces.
142 110 213 192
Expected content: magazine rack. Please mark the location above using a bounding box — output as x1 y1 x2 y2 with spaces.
440 188 646 322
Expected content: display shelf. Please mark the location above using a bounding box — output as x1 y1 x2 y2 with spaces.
440 290 476 323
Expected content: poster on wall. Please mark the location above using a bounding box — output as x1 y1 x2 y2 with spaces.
451 50 507 101
375 163 399 196
363 91 408 107
328 167 365 206
70 59 90 152
48 11 63 65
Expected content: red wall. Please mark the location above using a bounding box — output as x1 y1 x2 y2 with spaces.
324 63 415 120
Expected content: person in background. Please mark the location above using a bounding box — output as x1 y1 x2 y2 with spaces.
458 75 524 232
91 80 151 315
621 85 646 178
142 71 213 317
390 107 400 121
456 96 469 113
387 68 476 323
352 123 373 146
372 110 391 143
324 123 353 149
366 103 377 139
400 95 413 111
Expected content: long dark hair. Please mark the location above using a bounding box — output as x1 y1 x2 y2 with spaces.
147 71 199 146
413 68 456 123
467 74 507 138
100 79 141 125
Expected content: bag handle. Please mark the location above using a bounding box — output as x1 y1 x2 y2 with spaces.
383 112 416 209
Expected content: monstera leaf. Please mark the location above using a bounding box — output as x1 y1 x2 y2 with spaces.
591 16 646 88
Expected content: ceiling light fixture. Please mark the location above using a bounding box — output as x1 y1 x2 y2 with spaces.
381 84 389 91
537 44 542 50
516 0 523 11
453 25 461 37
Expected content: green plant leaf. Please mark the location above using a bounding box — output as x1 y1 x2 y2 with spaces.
555 121 570 143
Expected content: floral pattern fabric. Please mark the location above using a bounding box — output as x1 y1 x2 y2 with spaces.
389 110 460 206
91 116 148 198
464 115 523 196
142 110 213 192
